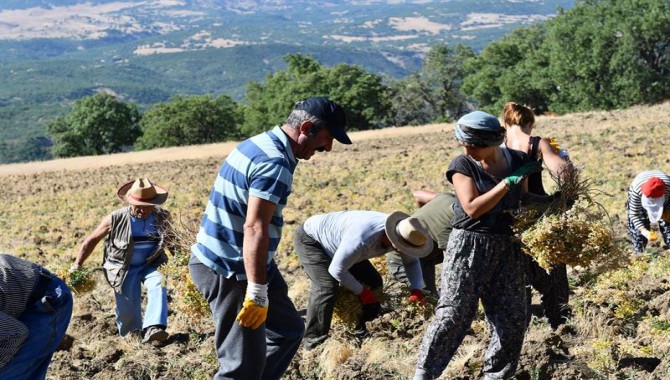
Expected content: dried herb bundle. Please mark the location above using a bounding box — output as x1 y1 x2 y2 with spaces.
159 214 210 318
513 164 627 272
56 267 97 294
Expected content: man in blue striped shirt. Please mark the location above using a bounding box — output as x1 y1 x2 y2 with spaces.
189 97 351 380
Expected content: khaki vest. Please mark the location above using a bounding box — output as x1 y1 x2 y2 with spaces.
102 206 170 293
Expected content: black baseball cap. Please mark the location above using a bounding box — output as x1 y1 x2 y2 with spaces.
293 97 352 145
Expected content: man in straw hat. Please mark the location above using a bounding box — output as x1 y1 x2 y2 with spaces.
71 178 175 343
626 170 670 254
294 210 432 350
386 190 456 296
188 97 352 379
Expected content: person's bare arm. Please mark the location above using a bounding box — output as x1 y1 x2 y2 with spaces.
452 173 509 219
539 138 572 180
412 190 438 207
72 214 112 269
242 196 277 284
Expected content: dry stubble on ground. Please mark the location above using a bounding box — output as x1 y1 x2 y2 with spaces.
1 102 669 379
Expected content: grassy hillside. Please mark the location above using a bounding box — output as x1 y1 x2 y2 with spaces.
0 102 668 379
0 44 421 145
0 0 577 164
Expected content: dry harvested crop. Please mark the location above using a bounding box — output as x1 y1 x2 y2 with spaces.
159 216 210 319
513 164 628 272
55 266 97 294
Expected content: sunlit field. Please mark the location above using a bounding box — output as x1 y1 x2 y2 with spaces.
1 102 669 379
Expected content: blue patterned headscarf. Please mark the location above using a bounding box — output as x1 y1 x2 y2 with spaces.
454 111 505 147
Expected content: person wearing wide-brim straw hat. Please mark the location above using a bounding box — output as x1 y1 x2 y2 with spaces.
117 178 168 206
294 209 432 350
626 170 670 254
386 190 457 296
71 178 175 344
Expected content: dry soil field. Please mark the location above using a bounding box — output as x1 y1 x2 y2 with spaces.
1 102 669 379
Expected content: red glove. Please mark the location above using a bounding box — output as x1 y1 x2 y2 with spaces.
409 289 426 305
357 287 378 305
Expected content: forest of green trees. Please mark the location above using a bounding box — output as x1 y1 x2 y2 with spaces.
3 0 668 162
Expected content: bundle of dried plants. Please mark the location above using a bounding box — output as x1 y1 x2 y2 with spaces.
159 213 209 319
513 164 628 272
55 266 98 294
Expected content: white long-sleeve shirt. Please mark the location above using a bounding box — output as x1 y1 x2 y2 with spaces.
303 210 424 294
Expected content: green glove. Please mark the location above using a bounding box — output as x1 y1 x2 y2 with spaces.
504 161 542 188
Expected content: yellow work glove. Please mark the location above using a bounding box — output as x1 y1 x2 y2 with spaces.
236 281 268 329
641 228 658 242
544 137 570 159
544 137 561 152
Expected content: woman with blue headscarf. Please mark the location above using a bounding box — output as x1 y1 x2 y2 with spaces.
414 111 540 380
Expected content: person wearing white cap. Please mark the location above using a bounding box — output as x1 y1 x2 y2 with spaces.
626 170 670 253
294 210 432 350
71 178 175 343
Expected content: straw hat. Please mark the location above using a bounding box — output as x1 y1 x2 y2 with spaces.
385 211 433 258
117 178 168 206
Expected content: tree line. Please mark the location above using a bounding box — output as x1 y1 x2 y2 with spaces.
4 0 667 160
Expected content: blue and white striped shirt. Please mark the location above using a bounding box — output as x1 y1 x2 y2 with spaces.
192 126 297 280
627 170 670 230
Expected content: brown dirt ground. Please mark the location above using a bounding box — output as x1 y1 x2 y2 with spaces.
2 102 670 379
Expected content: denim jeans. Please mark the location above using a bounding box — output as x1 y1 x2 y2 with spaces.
189 254 304 380
0 273 73 380
114 262 168 336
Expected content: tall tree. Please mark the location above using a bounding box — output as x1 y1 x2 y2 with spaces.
462 24 551 115
47 93 141 158
388 73 434 127
462 0 670 115
242 54 391 135
390 44 475 126
421 43 475 121
136 94 243 150
326 63 392 129
545 0 670 112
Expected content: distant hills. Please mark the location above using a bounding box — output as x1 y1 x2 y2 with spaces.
0 0 574 160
